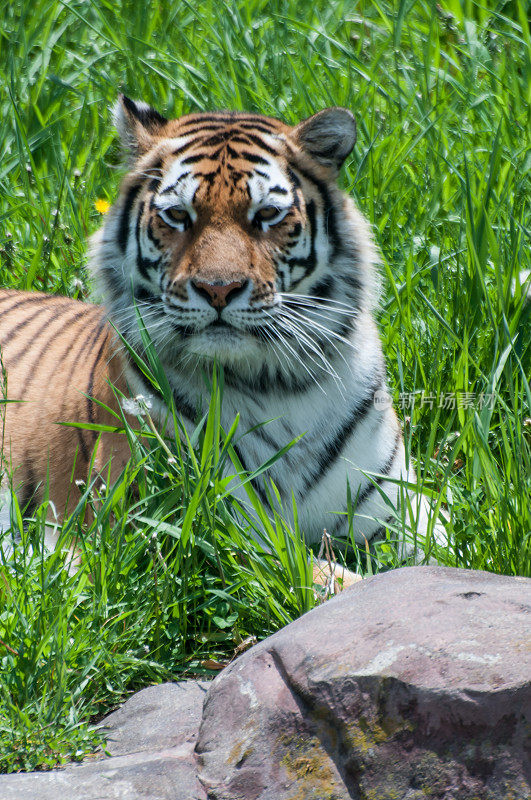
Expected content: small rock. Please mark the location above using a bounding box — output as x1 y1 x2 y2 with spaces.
0 681 209 800
102 680 208 757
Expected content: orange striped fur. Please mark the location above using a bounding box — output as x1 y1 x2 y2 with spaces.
0 290 131 527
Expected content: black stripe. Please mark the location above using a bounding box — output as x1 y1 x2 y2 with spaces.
181 153 207 165
143 155 163 192
0 293 65 316
233 444 268 506
228 135 266 148
228 132 271 150
146 218 163 248
172 140 196 157
238 121 279 134
0 293 40 310
341 273 363 295
118 182 143 253
233 115 279 127
134 201 161 281
178 124 227 136
181 113 278 127
224 378 266 412
269 185 288 195
146 157 162 173
133 285 161 304
160 172 190 193
332 318 356 341
237 150 269 165
172 388 198 422
180 114 236 125
200 131 233 147
248 422 282 453
287 222 302 239
123 356 197 423
238 131 279 155
301 375 384 493
287 168 301 190
0 303 63 351
223 360 314 395
195 170 219 186
328 509 395 539
20 460 39 518
58 314 107 463
289 200 317 288
100 267 124 303
226 143 242 160
178 121 273 142
354 430 401 509
291 165 341 257
310 277 335 300
14 307 94 402
121 97 167 130
205 146 224 161
6 304 81 363
86 328 110 443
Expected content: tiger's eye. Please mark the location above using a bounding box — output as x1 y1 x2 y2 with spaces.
165 207 190 225
255 205 281 224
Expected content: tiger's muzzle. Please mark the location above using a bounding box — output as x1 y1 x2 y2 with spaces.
191 279 248 309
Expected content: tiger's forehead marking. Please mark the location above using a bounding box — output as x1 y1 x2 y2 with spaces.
246 160 293 217
157 163 199 216
156 120 292 213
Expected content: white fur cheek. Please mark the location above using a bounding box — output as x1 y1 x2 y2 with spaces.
139 224 162 262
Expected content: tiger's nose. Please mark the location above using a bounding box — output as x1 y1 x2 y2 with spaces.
192 279 247 309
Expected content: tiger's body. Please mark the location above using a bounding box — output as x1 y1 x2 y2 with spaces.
0 97 439 557
0 291 130 523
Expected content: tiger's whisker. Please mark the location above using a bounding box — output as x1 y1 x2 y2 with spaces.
277 306 356 352
282 292 356 312
273 308 351 369
265 312 344 390
262 320 327 395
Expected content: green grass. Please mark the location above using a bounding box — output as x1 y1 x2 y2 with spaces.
0 0 530 773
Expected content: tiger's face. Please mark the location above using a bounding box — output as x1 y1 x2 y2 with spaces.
93 97 377 380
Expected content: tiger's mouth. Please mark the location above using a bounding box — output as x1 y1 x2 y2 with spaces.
208 318 231 330
204 315 266 337
176 315 268 366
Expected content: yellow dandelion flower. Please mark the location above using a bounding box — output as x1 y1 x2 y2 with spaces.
95 198 111 214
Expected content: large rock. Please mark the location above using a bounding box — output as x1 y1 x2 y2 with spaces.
196 566 530 800
0 567 529 799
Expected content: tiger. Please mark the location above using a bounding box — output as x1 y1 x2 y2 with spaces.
0 95 443 565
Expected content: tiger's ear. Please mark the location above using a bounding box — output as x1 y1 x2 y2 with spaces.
293 108 356 172
113 94 168 160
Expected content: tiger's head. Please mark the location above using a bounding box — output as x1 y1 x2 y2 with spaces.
91 96 378 385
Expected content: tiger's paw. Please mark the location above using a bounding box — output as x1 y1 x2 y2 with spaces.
312 556 362 597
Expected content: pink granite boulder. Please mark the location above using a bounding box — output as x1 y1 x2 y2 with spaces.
196 566 530 800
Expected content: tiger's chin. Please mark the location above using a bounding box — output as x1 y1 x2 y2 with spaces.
181 323 266 367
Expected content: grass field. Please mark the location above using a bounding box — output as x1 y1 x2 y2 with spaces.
0 0 530 773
